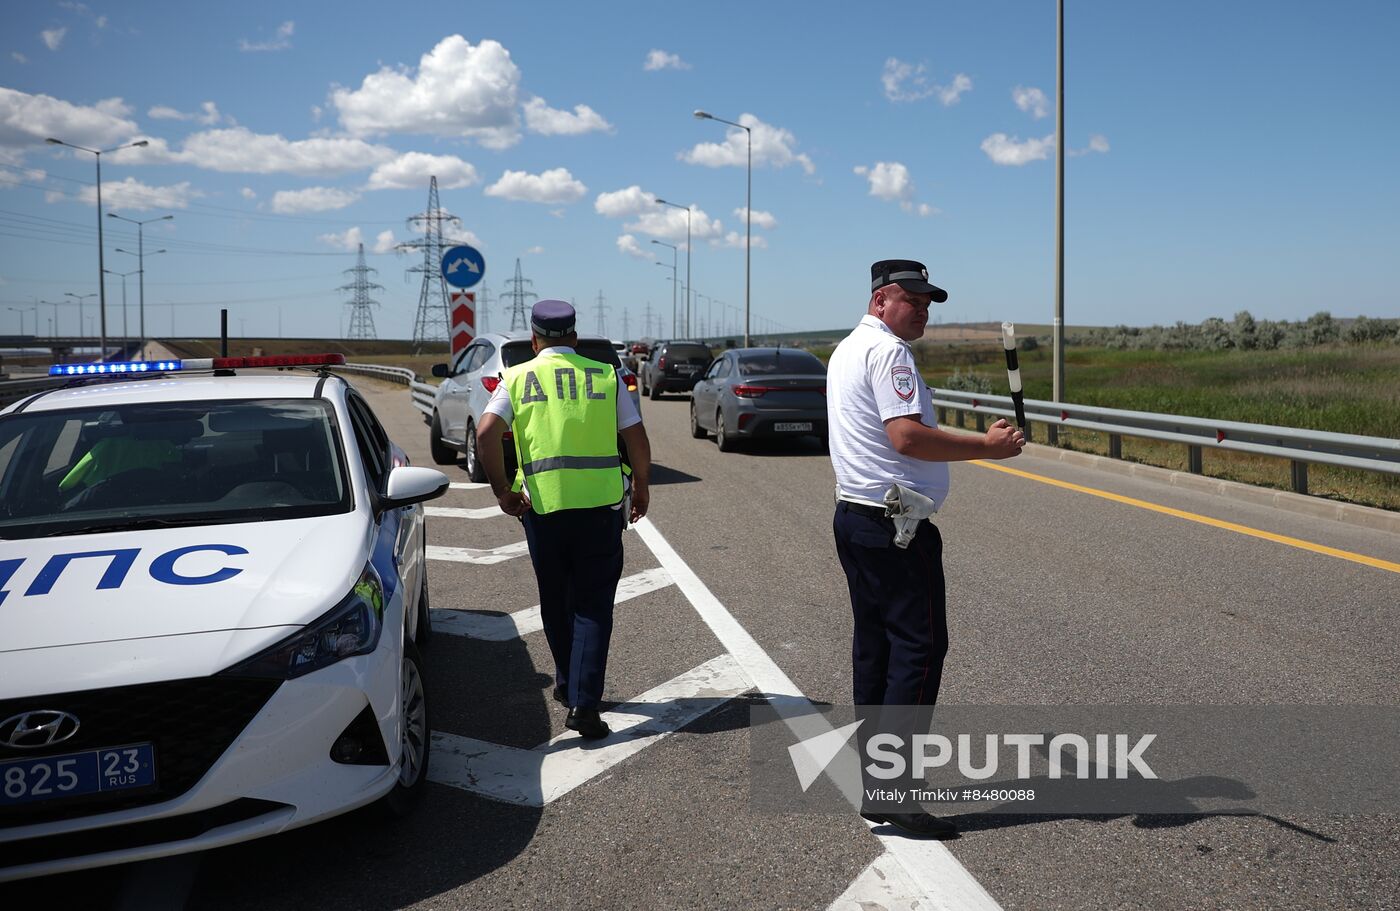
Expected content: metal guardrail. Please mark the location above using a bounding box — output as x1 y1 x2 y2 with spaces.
0 375 66 408
338 363 436 418
929 389 1400 495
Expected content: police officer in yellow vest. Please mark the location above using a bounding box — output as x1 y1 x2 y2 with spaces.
477 300 651 739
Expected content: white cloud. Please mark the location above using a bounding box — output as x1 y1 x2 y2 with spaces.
239 187 256 200
981 133 1055 166
319 226 364 251
134 127 396 176
644 50 690 71
853 161 935 215
680 113 814 174
616 234 651 259
522 97 612 135
525 245 544 254
0 167 45 189
883 59 971 106
548 208 565 218
366 151 478 190
59 177 200 211
270 186 360 214
0 87 138 149
240 21 294 53
714 231 767 250
146 101 227 125
938 74 973 106
594 185 722 243
1013 85 1049 119
373 229 397 254
11 52 28 64
733 207 776 229
41 28 68 51
330 35 522 149
1067 134 1111 157
484 167 586 204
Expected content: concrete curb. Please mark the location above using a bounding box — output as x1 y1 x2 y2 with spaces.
1029 442 1400 535
942 425 1400 535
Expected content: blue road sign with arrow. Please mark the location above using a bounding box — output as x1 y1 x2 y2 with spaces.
441 245 485 289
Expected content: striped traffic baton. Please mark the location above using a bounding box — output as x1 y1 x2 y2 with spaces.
1000 321 1027 432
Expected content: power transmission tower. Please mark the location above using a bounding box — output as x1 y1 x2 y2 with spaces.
621 308 630 339
595 290 608 336
642 301 653 338
399 176 471 351
340 243 382 340
503 258 536 331
476 284 494 334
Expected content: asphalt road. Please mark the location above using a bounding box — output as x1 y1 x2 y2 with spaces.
20 376 1399 910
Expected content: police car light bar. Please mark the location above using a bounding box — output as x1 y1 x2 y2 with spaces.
183 354 348 369
50 360 182 376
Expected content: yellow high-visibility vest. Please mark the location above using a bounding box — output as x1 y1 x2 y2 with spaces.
505 350 623 514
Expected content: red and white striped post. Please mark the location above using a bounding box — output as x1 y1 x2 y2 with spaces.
451 291 475 362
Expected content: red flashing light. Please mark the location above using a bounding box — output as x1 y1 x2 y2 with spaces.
481 375 501 393
209 353 348 369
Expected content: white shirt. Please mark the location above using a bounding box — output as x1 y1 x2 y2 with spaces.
826 315 950 509
483 346 642 430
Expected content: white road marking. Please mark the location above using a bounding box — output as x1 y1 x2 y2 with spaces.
448 482 489 490
429 654 748 806
426 505 505 520
426 541 530 565
632 517 1003 911
430 567 673 640
827 853 924 911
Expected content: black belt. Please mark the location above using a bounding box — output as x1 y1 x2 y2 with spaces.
839 500 887 519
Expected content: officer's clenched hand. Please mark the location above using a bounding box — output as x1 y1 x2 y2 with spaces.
629 483 649 522
497 490 529 517
983 418 1025 460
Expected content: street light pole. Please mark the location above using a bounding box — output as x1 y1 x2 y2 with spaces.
108 213 172 340
694 110 752 347
651 240 678 338
654 199 692 337
1053 0 1066 403
64 292 97 346
46 137 149 361
103 268 139 350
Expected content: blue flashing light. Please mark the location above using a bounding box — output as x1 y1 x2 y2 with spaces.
49 360 182 377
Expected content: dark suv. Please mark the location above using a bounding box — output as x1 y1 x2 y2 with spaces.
640 341 713 399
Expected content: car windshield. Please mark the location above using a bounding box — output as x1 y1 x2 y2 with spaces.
736 350 826 376
501 339 622 369
0 399 350 539
665 344 712 362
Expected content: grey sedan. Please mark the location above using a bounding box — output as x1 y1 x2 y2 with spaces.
689 347 828 451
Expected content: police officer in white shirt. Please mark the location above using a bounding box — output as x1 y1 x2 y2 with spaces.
827 260 1023 838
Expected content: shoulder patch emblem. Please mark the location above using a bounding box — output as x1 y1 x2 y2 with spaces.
891 365 916 402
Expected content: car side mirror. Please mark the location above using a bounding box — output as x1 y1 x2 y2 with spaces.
431 363 450 378
382 466 449 511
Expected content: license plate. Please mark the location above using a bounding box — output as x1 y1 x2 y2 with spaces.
773 422 813 432
676 365 698 375
0 743 156 807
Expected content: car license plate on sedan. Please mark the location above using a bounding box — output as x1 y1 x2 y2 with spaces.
0 743 156 807
676 364 698 375
773 422 813 432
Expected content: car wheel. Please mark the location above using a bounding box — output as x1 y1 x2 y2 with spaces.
429 413 456 466
378 640 430 817
716 409 737 452
689 400 708 439
414 560 432 651
649 379 662 400
465 420 486 483
641 374 649 396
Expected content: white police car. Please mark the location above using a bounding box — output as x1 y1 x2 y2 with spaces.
0 355 448 881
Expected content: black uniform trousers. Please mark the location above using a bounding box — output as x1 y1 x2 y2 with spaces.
521 504 624 710
833 500 949 707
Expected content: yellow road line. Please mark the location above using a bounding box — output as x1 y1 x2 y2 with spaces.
970 460 1400 575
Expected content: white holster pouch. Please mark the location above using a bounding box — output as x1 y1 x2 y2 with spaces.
883 484 937 549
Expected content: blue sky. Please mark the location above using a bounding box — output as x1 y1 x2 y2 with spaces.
2 0 1397 341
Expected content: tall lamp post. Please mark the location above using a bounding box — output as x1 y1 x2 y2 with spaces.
45 137 149 361
103 268 140 349
108 213 172 340
694 110 752 347
1052 0 1066 403
654 199 692 337
64 292 97 345
651 239 678 339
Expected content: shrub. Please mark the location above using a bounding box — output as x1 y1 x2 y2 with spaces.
942 368 994 393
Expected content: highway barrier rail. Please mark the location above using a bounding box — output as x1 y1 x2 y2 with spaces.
0 375 67 408
930 388 1400 495
339 363 435 418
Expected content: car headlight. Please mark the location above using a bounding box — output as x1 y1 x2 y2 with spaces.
223 566 385 679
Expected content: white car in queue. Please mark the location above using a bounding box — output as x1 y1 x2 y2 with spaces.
0 354 449 882
427 331 641 480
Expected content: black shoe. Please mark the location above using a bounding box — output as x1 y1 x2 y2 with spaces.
551 685 568 707
860 810 958 839
565 707 611 739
